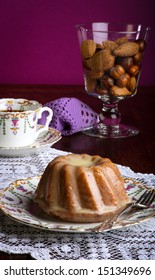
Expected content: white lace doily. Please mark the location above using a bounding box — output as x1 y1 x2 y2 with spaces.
0 148 155 260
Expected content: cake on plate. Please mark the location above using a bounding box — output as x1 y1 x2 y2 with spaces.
34 153 129 222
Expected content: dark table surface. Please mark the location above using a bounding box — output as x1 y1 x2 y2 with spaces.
0 84 155 259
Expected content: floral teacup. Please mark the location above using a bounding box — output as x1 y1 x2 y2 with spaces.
0 98 53 148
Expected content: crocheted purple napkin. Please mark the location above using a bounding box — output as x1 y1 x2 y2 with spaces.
39 97 98 135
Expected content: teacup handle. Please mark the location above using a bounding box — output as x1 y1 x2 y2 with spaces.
35 107 53 139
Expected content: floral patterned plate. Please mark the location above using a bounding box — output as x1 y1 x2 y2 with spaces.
0 176 154 233
0 126 61 156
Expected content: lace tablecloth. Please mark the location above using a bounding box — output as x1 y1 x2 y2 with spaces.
0 148 155 260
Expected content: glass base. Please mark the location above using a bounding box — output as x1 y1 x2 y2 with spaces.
83 123 139 138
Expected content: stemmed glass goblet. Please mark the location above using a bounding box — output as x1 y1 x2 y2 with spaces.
76 22 150 138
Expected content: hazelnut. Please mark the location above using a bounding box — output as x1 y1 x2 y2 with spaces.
116 56 133 72
133 52 143 64
135 39 146 52
127 76 137 92
128 64 140 77
116 73 131 88
96 86 108 95
109 65 125 80
100 75 114 88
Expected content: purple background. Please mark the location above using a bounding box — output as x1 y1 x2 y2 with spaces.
0 0 154 85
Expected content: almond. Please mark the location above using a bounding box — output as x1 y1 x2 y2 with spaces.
89 69 104 79
102 40 118 51
115 37 128 45
113 42 139 57
81 40 96 59
87 49 115 71
110 85 132 96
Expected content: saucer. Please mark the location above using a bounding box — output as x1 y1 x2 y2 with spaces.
0 176 154 232
0 125 61 157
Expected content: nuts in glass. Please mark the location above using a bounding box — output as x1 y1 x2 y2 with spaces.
80 37 146 97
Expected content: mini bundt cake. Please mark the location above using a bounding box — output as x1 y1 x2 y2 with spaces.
34 154 130 223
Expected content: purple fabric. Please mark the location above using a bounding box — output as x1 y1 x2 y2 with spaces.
39 97 98 135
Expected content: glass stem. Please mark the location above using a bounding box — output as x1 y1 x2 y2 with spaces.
99 102 121 132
